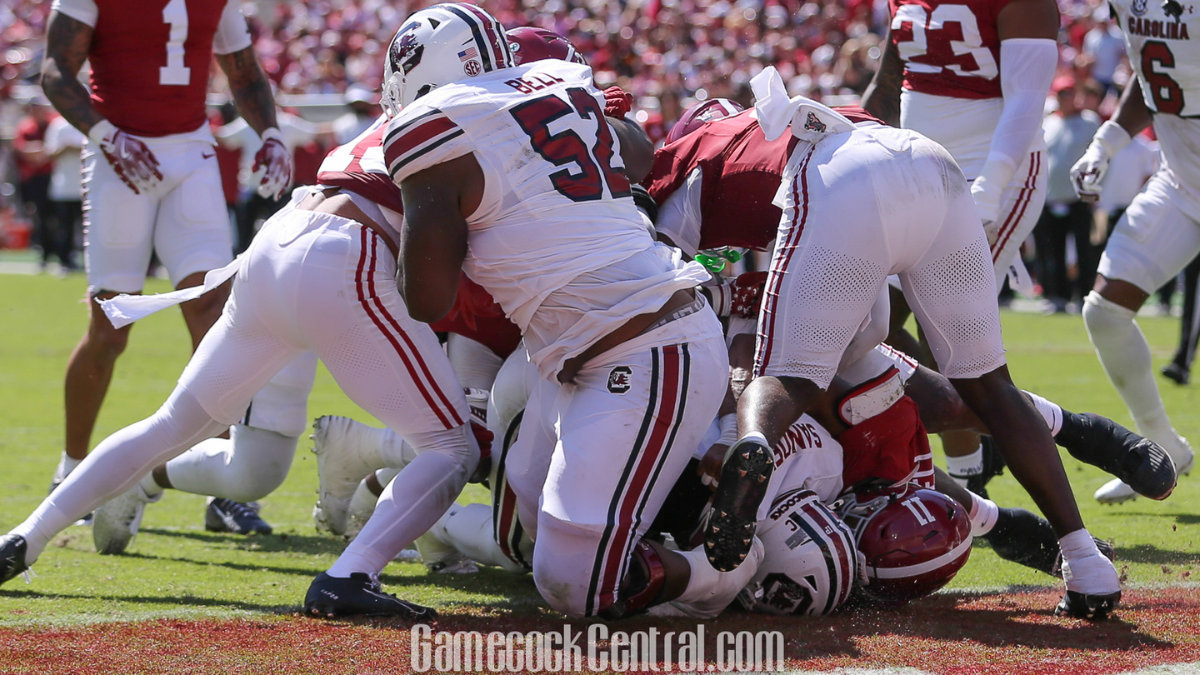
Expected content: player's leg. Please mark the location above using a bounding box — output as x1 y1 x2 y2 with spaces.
711 139 891 571
301 225 473 618
900 168 1119 618
530 320 745 618
446 333 505 391
1083 175 1197 502
154 143 235 352
1163 254 1200 384
60 147 159 470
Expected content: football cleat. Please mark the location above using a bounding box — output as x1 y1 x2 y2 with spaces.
205 498 273 535
1161 362 1190 385
304 572 437 620
1056 590 1121 620
426 555 479 575
1057 412 1179 501
0 534 30 586
93 483 161 555
704 439 774 572
312 416 385 537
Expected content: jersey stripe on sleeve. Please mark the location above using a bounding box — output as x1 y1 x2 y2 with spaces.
383 109 465 178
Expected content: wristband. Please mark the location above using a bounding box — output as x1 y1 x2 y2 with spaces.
260 127 285 144
1094 120 1132 156
87 119 116 145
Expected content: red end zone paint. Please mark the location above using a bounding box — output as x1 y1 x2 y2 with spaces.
1 588 1197 674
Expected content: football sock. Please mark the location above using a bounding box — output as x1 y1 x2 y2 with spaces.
945 444 984 488
52 453 82 485
1083 292 1177 447
12 388 225 562
1059 528 1120 594
327 430 475 578
162 425 299 503
967 492 1000 537
1022 391 1064 436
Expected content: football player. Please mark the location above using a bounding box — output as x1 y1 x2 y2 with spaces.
41 0 293 537
701 67 1122 619
1070 0 1198 503
370 4 756 621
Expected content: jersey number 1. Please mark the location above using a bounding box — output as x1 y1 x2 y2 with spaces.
160 0 191 86
511 87 632 202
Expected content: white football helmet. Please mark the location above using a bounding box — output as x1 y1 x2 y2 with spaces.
381 3 514 117
737 488 858 616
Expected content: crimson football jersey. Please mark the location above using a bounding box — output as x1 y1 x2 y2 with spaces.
889 0 1011 99
645 107 881 252
77 0 250 137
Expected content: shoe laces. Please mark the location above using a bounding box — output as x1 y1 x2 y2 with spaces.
216 499 259 519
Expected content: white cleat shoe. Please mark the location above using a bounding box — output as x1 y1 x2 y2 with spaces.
311 416 385 537
93 484 161 555
1094 478 1137 504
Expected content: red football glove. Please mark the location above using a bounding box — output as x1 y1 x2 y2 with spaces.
603 86 633 119
88 120 162 195
253 128 293 200
729 271 769 319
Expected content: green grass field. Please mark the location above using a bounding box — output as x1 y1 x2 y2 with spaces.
0 271 1198 668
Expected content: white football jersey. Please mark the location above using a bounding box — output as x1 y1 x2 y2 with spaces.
384 59 709 377
1111 0 1200 209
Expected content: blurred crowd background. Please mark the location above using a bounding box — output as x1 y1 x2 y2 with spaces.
7 0 1189 372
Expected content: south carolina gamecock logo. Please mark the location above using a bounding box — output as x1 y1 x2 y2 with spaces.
1132 0 1149 16
391 22 425 75
607 366 632 394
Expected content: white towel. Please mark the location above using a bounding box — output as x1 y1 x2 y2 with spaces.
98 256 243 329
750 66 858 143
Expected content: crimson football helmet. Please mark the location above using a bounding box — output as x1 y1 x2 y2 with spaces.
738 489 858 616
381 4 513 116
507 27 588 66
665 98 745 145
837 483 972 603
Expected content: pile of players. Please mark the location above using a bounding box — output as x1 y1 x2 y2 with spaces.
3 0 1195 624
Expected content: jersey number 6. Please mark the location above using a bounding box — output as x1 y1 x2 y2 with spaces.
511 87 632 202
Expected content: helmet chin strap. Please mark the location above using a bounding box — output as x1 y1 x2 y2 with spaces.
381 74 404 118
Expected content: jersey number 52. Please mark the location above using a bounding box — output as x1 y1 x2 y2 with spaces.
511 87 632 202
893 4 999 80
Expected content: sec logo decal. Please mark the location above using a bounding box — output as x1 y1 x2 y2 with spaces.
607 366 633 394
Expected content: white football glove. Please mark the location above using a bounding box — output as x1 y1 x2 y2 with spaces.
88 120 163 195
1070 120 1132 203
253 128 293 200
970 169 1006 243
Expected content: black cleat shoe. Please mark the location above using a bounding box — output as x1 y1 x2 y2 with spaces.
704 440 773 572
983 507 1059 575
304 572 437 619
1161 362 1190 385
205 499 273 535
1055 590 1121 620
0 534 30 586
1057 412 1178 500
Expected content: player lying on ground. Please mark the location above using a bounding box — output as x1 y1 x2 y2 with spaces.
702 68 1121 619
1069 0 1198 503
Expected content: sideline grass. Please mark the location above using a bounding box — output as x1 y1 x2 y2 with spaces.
0 272 1197 627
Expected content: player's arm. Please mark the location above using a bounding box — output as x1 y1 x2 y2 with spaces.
41 11 101 134
214 0 291 200
860 26 903 127
971 0 1059 228
397 154 484 323
42 8 162 193
1072 73 1154 202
